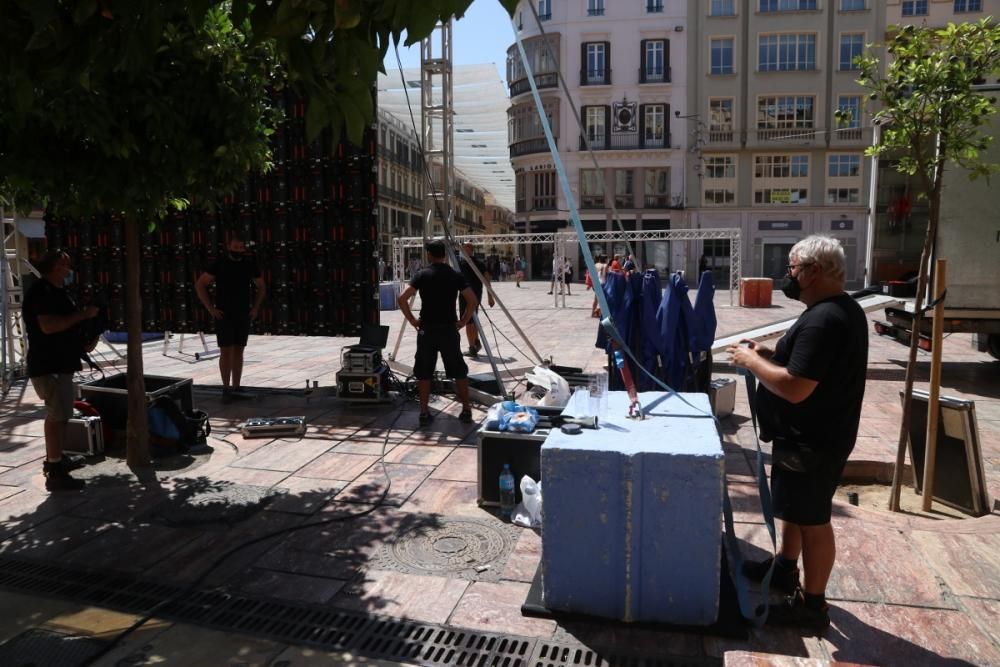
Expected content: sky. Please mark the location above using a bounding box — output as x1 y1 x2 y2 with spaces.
394 1 517 88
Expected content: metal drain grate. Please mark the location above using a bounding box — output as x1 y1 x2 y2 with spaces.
0 555 718 667
0 629 106 667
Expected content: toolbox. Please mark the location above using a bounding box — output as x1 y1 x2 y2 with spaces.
340 345 382 373
66 416 105 456
709 377 736 418
336 366 389 402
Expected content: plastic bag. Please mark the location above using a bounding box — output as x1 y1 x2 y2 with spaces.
524 366 571 407
499 406 540 433
512 475 543 528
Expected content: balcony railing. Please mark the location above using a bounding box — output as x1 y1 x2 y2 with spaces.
579 133 671 151
510 137 552 158
532 200 557 211
580 68 612 86
639 66 671 84
707 129 736 144
538 12 552 20
646 3 664 12
832 127 863 142
587 7 605 16
509 72 558 97
581 197 606 209
754 127 817 144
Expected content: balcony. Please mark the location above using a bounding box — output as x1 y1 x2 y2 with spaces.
587 7 605 16
707 129 736 144
509 72 558 97
532 199 557 211
646 2 664 12
832 126 864 142
580 68 612 86
538 12 552 20
644 195 683 209
753 127 818 145
581 197 606 209
510 137 552 158
578 133 671 151
639 66 671 84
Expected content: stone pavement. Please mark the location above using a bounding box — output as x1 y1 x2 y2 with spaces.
0 279 998 666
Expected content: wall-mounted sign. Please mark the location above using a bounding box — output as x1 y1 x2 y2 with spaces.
758 220 802 231
832 219 854 230
613 100 637 133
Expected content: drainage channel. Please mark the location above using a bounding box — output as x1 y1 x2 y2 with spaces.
0 555 718 666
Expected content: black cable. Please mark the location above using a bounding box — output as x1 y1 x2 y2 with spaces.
81 398 412 666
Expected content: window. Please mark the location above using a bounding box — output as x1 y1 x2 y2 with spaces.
583 42 608 85
827 188 860 203
533 171 556 210
709 98 734 140
840 0 865 9
757 96 815 133
711 37 734 74
643 104 666 147
585 106 607 149
705 156 736 179
615 170 635 208
754 155 809 205
828 154 861 178
538 0 551 20
836 96 861 129
642 40 667 83
954 0 982 11
710 0 736 16
901 1 927 16
516 173 527 212
647 1 664 12
755 154 809 178
703 156 737 206
760 0 817 10
755 188 807 204
581 169 605 208
588 0 605 16
839 33 864 70
758 34 816 71
644 169 670 207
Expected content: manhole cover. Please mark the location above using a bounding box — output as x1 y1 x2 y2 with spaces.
0 629 106 667
376 518 519 581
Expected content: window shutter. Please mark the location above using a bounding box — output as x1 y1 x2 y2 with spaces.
639 104 646 143
581 42 588 80
640 40 648 82
665 39 670 80
603 41 611 83
604 105 611 145
665 104 671 145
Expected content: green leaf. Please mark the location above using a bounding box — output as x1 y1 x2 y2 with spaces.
73 0 98 24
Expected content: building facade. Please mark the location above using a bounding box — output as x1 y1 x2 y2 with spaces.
684 0 886 289
376 109 424 269
507 0 691 279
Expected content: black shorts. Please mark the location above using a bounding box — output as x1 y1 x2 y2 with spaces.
216 316 251 348
458 290 482 319
414 324 468 380
771 454 850 526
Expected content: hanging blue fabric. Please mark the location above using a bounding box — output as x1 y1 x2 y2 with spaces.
595 270 630 353
638 269 662 390
692 270 718 358
655 272 695 389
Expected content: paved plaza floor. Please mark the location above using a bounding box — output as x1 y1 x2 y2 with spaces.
0 280 998 666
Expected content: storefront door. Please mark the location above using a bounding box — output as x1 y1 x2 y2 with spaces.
762 243 794 281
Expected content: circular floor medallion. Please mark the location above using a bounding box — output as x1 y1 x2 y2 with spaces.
379 518 518 580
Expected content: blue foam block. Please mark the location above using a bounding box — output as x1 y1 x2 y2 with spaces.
541 391 723 625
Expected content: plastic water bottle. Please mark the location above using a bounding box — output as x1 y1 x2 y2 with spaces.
499 464 516 518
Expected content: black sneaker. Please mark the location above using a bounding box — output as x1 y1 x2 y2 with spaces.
44 468 85 492
459 408 473 424
762 591 830 635
419 412 434 427
43 458 84 475
742 556 801 595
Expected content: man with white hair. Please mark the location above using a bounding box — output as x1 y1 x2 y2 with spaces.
728 235 868 634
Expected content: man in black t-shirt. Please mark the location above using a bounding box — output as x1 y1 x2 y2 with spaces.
457 241 494 356
23 250 100 492
728 235 868 634
398 239 478 427
195 235 265 396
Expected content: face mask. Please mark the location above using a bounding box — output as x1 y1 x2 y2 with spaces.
781 274 801 301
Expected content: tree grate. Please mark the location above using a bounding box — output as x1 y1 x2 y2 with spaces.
0 555 717 667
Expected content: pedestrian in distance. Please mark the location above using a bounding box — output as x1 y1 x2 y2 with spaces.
196 234 266 399
548 254 564 295
397 239 477 426
728 235 868 635
563 260 573 295
23 250 101 491
515 256 525 287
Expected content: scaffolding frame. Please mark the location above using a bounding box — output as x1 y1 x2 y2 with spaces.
1 209 30 395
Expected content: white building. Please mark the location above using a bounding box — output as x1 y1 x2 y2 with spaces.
507 0 691 279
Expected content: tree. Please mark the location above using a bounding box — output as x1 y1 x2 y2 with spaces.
1 3 280 466
856 19 1000 511
0 0 517 467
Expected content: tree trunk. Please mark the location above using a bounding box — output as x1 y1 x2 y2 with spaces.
889 175 943 511
125 220 152 468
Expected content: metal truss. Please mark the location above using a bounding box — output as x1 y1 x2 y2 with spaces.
391 227 742 300
1 210 29 395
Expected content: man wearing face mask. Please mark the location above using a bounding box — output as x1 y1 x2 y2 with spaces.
196 234 265 397
23 250 100 491
727 235 868 634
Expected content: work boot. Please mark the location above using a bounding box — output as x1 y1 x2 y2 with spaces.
459 408 473 424
762 590 831 635
419 412 435 428
43 462 85 492
742 556 801 595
